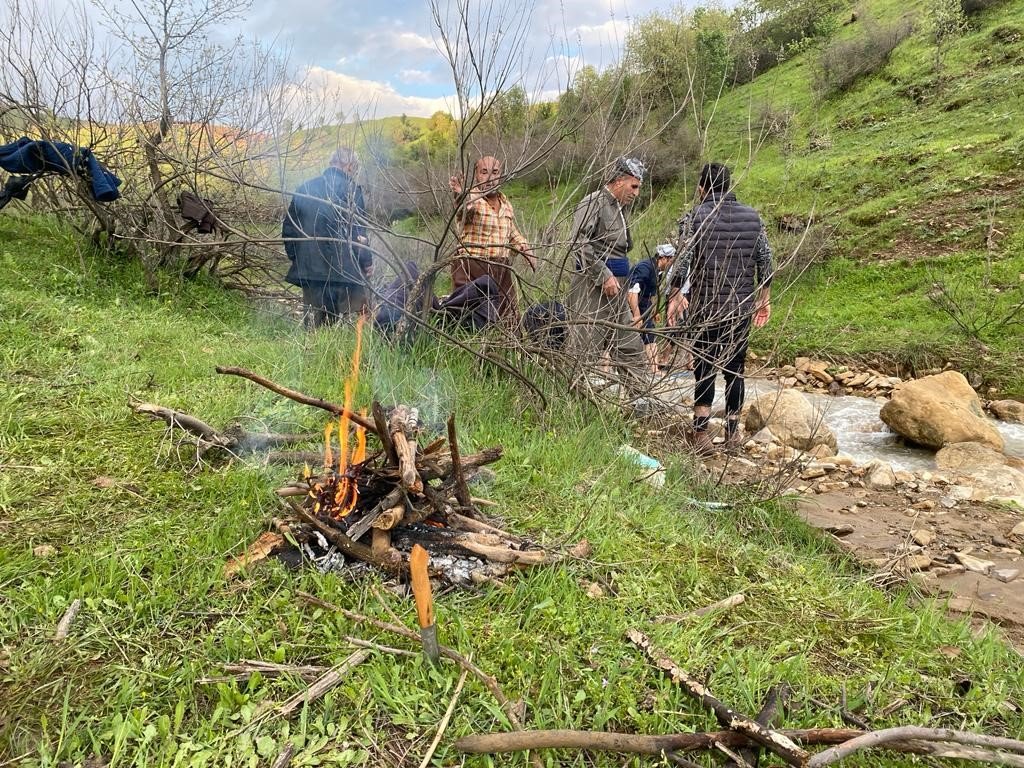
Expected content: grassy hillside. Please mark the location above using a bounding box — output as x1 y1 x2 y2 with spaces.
3 213 1023 765
669 0 1024 392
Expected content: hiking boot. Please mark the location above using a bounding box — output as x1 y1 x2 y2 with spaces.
725 429 744 452
687 429 715 457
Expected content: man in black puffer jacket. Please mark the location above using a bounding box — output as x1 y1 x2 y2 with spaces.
668 162 773 453
282 148 372 328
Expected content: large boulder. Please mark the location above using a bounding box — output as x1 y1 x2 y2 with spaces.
989 399 1024 424
935 441 1007 473
744 389 838 453
879 371 1003 451
935 442 1024 500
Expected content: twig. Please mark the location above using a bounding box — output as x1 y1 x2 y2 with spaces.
655 593 746 623
276 649 370 718
215 366 378 434
419 668 469 768
807 726 1024 767
627 629 808 766
53 599 82 642
715 740 754 767
345 636 419 658
297 591 545 768
218 660 328 682
271 742 294 768
447 413 472 508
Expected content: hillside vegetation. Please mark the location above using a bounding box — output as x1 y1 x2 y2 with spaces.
629 0 1024 393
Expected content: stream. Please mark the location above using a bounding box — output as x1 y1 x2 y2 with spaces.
665 374 1024 473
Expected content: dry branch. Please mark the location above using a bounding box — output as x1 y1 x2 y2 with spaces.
627 629 809 766
215 366 377 434
447 413 472 508
656 593 746 623
276 649 370 718
455 728 864 755
807 726 1024 767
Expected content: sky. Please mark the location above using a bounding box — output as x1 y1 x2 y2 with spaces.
240 0 674 119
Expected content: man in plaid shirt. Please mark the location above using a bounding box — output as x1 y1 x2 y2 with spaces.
450 156 536 323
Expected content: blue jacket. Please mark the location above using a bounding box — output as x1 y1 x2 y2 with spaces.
0 137 121 202
627 257 659 317
281 167 369 286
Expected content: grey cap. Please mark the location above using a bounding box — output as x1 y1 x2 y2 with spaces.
655 243 677 258
608 156 646 183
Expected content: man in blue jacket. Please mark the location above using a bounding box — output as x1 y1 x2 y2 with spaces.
282 148 371 328
627 243 676 373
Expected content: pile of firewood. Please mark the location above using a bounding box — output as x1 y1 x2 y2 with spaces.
134 365 554 586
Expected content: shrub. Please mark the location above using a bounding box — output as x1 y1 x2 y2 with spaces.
961 0 1007 15
814 17 915 97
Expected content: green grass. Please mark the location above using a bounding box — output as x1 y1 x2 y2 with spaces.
2 215 1023 767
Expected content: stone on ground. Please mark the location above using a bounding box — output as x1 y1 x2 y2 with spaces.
864 460 896 490
989 399 1024 424
879 371 1004 451
744 388 838 453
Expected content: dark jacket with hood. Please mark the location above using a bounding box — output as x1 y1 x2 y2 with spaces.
282 166 369 286
686 192 764 321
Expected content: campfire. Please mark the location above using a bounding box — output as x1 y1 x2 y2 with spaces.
134 317 553 586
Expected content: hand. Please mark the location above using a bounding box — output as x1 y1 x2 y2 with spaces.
601 276 620 298
449 174 463 196
363 264 375 279
632 314 643 328
356 235 368 244
523 248 537 272
754 301 771 328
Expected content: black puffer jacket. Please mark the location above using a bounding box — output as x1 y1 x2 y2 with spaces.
282 167 370 286
687 192 763 319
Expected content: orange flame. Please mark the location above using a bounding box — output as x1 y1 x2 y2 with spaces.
329 317 366 519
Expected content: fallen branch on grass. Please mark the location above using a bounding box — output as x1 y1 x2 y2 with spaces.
53 599 82 642
807 726 1024 766
276 649 370 718
627 629 809 766
655 593 745 623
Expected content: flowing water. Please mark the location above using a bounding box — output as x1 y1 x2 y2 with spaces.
662 373 1024 473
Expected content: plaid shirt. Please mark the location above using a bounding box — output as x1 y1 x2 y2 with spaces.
454 192 530 266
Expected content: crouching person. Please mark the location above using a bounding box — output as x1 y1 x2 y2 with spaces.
627 243 676 374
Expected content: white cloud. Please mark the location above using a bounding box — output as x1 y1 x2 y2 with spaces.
303 66 455 120
398 68 435 84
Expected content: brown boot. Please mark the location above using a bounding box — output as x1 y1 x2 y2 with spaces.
725 429 744 452
688 429 715 456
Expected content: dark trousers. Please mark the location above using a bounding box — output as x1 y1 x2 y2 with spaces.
301 282 368 329
692 318 752 417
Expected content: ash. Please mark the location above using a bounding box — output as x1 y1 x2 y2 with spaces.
298 531 495 587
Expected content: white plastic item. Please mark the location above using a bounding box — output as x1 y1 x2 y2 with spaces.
618 444 666 489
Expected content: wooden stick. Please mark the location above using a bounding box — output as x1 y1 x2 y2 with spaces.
392 432 422 493
371 528 392 561
627 630 809 766
808 726 1024 767
289 502 405 575
456 728 864 755
344 636 419 658
418 668 469 768
296 592 545 768
421 447 503 481
215 366 377 434
219 660 328 682
271 743 295 768
345 487 405 542
454 538 552 566
266 450 323 466
275 485 309 498
276 649 370 718
132 403 229 445
372 401 397 465
449 513 518 539
447 413 472 508
53 599 82 642
731 683 790 768
656 593 746 624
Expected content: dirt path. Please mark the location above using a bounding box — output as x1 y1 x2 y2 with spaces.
797 488 1024 649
